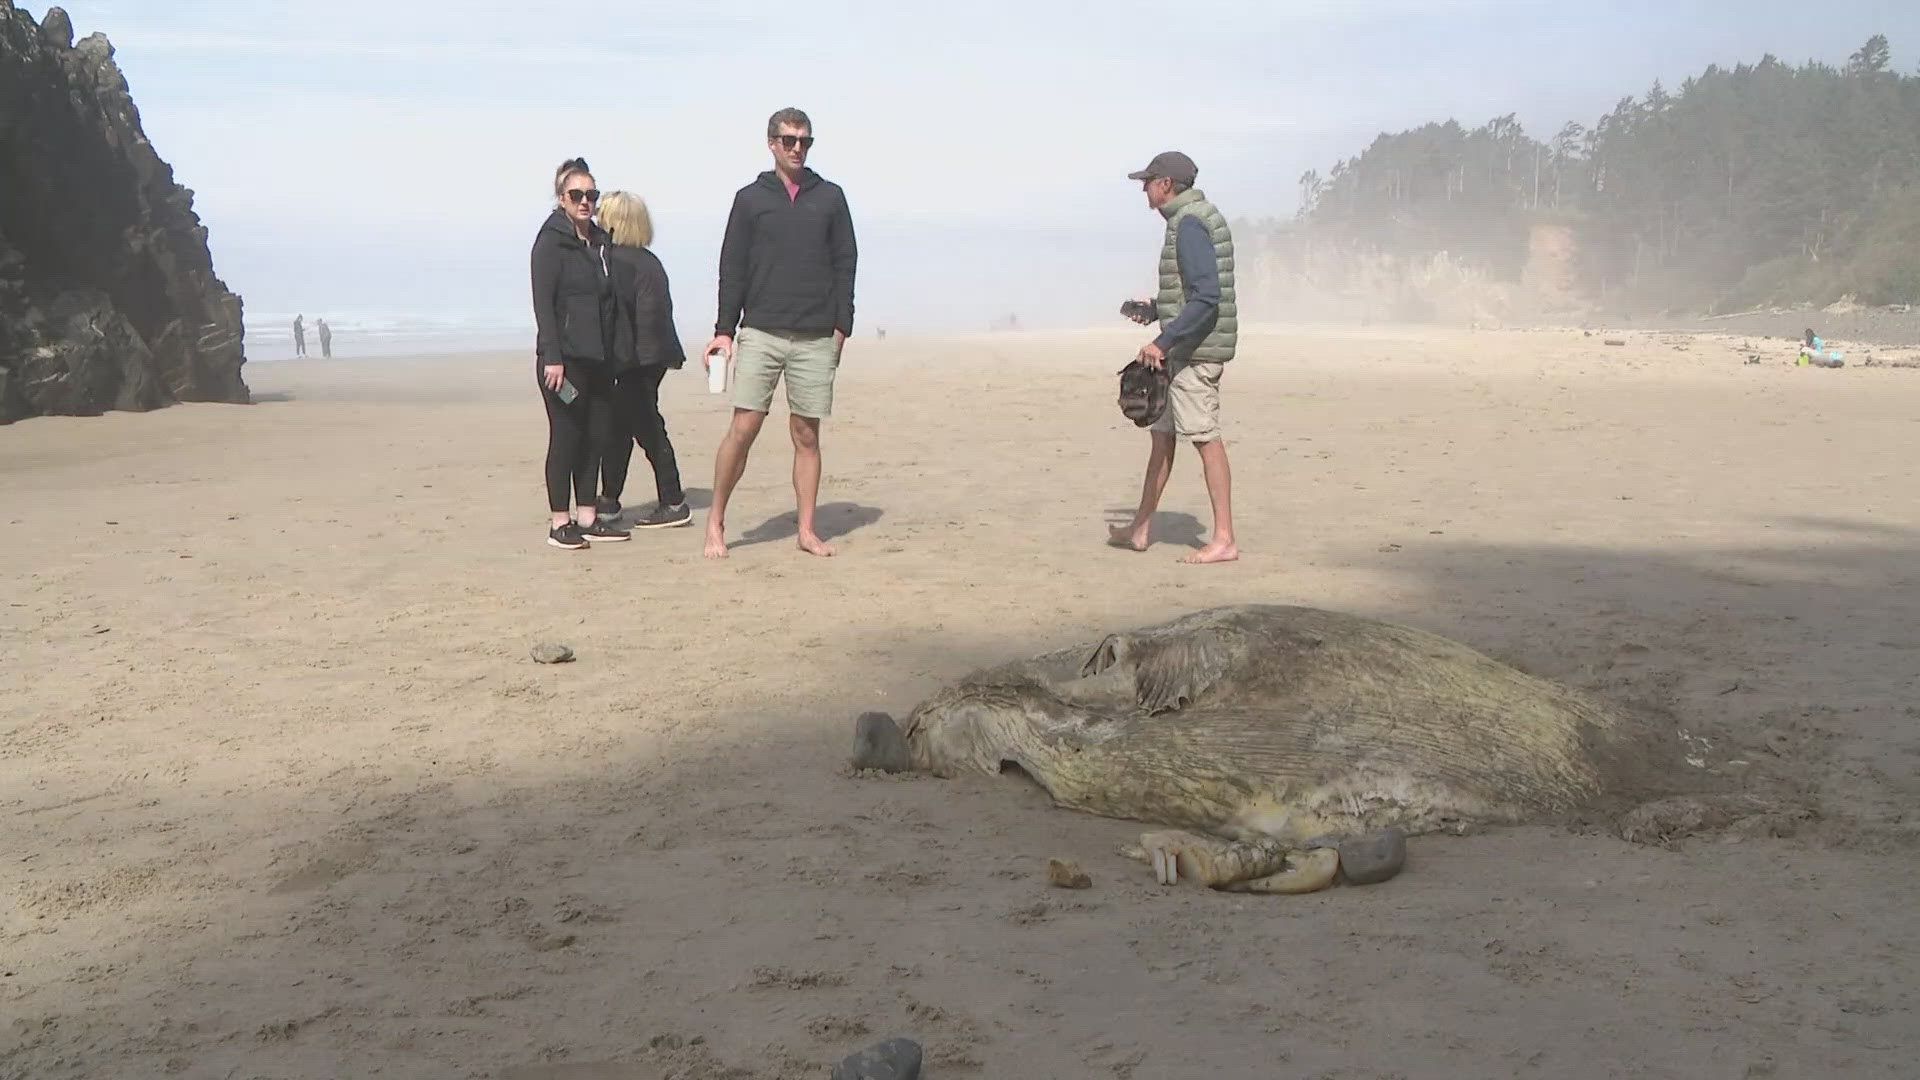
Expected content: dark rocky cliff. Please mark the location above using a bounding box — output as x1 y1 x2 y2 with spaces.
0 1 247 424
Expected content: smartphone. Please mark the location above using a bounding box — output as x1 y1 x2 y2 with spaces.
556 378 578 404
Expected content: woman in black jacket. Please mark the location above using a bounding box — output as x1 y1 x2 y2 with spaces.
595 189 690 529
530 157 630 549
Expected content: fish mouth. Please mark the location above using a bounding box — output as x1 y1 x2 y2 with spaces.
900 688 1034 778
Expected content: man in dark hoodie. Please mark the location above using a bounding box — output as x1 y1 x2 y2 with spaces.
701 107 858 560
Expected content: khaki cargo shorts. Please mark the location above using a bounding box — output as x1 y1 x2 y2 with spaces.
1151 358 1224 442
731 326 840 419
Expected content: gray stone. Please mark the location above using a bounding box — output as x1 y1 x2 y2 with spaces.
832 1037 922 1080
0 3 248 424
39 7 72 48
1337 827 1407 885
531 643 574 664
850 712 910 773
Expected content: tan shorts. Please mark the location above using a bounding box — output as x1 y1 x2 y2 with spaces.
1151 359 1224 442
731 326 840 418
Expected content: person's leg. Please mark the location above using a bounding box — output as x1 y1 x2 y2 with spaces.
636 364 685 508
705 408 767 557
576 374 629 541
541 375 588 548
1109 431 1176 550
788 414 832 556
706 329 781 559
599 369 640 513
1175 363 1236 564
1184 437 1237 563
784 331 839 557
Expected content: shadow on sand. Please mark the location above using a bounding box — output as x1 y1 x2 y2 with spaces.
1102 508 1206 549
731 501 885 549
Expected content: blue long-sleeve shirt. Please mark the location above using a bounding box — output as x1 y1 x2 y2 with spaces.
1153 215 1220 353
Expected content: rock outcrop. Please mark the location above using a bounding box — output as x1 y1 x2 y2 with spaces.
0 1 247 424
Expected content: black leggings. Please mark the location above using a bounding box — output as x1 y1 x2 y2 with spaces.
602 364 684 507
539 364 613 514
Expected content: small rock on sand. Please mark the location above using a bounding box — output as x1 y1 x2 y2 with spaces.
531 643 574 664
1338 828 1407 885
850 711 911 773
1046 858 1091 889
832 1036 922 1080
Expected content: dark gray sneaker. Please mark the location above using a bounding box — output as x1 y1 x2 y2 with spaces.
594 497 622 520
548 522 590 549
632 502 692 529
579 518 631 542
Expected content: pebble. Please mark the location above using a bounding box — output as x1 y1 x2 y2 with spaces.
1046 858 1091 889
1337 827 1407 885
832 1037 922 1080
850 711 911 772
530 643 574 664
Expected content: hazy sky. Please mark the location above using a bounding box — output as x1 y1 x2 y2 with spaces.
37 1 1920 347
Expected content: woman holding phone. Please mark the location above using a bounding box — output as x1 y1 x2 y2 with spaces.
529 156 629 549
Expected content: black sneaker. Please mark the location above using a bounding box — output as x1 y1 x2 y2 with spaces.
548 522 589 549
632 502 692 529
595 497 622 520
579 518 631 542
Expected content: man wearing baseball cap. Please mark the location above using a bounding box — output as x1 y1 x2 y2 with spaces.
1111 150 1239 564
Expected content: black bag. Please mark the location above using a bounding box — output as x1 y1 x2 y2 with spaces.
1116 358 1168 427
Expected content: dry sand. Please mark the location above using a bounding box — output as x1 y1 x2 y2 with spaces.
3 324 1917 1079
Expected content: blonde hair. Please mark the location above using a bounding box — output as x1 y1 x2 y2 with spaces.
552 156 593 203
597 190 653 248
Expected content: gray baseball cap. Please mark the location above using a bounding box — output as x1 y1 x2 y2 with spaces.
1127 151 1197 185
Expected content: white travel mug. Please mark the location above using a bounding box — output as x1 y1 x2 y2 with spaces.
707 347 727 394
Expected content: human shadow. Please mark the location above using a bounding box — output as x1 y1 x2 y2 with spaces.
602 486 713 517
1101 507 1205 549
731 501 884 549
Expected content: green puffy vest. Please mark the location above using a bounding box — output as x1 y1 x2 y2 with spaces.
1154 187 1237 362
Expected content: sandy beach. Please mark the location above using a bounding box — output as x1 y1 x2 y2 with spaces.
3 323 1918 1079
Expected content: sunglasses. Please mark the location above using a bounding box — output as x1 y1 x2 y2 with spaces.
773 135 815 150
564 188 600 204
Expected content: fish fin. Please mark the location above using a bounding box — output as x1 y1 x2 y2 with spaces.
1132 628 1243 714
1080 634 1126 677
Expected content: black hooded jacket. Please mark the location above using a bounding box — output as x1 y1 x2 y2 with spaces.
713 168 857 338
607 244 686 371
530 207 613 372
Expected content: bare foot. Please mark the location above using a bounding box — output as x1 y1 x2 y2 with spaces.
1179 540 1239 564
797 532 837 557
703 528 729 559
1107 522 1149 551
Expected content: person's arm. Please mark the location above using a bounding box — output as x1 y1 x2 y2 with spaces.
828 187 857 339
1152 216 1219 351
713 191 749 338
652 256 687 368
531 236 561 371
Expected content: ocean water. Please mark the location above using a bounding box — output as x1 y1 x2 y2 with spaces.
243 312 535 362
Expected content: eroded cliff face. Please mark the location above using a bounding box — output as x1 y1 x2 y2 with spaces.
0 1 247 424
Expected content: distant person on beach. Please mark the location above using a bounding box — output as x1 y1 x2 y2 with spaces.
529 156 630 550
701 106 858 560
1108 151 1239 565
293 314 305 357
595 190 691 530
316 318 332 358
